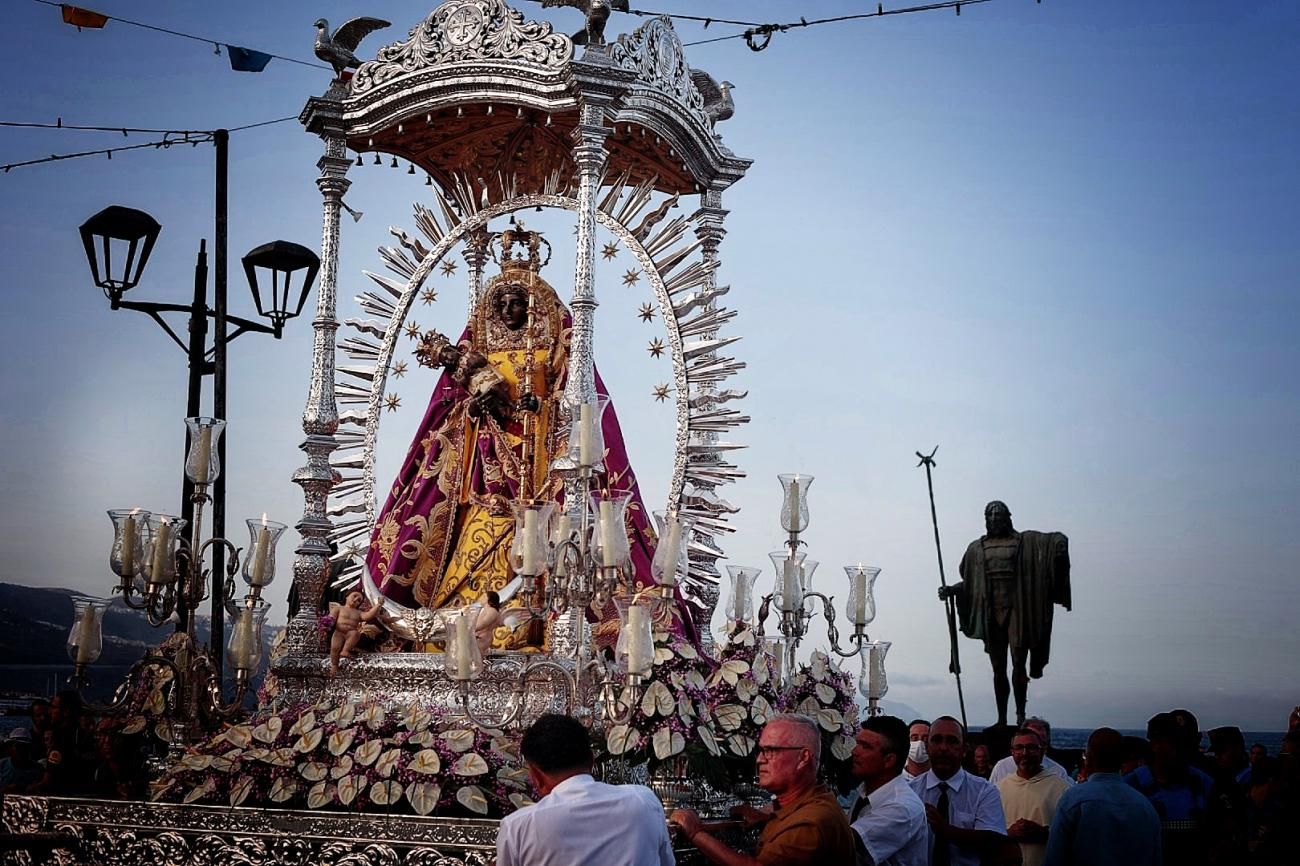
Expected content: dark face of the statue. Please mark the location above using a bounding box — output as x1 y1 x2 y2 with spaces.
498 289 529 330
985 501 1014 537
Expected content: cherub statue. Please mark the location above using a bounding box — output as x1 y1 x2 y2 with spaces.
474 591 502 654
328 591 384 676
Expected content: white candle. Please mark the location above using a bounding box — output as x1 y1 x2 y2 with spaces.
782 557 800 612
658 517 682 586
250 516 270 586
521 509 539 575
230 613 252 669
599 500 619 568
734 579 750 621
579 403 595 466
193 425 212 483
74 605 99 664
149 520 171 584
853 565 868 624
626 605 651 674
120 510 139 575
767 641 784 682
868 644 883 698
788 476 801 529
555 513 572 544
453 612 474 679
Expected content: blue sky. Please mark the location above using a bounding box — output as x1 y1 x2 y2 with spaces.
2 1 1297 729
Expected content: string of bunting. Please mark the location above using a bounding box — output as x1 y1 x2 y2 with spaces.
517 0 1020 50
32 0 1030 79
32 0 330 72
679 0 1009 50
1 116 298 174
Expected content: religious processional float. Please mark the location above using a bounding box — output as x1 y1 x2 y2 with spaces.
2 4 894 863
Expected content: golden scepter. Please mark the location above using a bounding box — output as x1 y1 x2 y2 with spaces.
519 269 537 501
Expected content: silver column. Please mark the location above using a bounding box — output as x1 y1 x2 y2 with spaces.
287 94 349 655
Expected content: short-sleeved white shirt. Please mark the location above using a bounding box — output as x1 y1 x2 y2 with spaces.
848 772 928 866
909 768 1007 866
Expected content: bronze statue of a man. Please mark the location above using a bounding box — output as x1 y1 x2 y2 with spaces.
939 501 1071 727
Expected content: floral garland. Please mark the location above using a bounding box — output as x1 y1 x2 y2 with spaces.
154 690 532 816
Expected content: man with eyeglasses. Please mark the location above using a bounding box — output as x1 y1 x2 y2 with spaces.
670 714 855 865
996 727 1070 866
989 718 1073 786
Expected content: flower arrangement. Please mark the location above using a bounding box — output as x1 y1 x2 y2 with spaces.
100 632 195 747
600 630 718 771
703 623 782 769
153 690 532 816
778 650 859 792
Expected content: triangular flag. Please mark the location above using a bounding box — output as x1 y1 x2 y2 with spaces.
226 45 273 73
61 5 109 29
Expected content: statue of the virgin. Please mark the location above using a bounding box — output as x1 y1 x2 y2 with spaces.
365 228 696 648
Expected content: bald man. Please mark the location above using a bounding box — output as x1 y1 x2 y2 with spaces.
1043 728 1161 866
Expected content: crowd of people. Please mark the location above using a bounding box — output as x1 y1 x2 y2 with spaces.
496 706 1300 866
0 691 148 800
4 694 1299 865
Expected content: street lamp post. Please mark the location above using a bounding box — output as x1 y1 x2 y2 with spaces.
79 132 318 682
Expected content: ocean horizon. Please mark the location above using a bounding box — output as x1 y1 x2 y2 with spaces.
1050 727 1286 756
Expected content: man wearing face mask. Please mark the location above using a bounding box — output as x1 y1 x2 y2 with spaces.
907 720 931 779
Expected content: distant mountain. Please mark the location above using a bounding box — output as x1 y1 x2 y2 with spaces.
0 582 266 704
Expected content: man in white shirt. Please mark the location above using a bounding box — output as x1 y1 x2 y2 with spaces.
988 718 1073 786
996 727 1071 866
909 716 1008 866
847 715 928 866
496 713 674 866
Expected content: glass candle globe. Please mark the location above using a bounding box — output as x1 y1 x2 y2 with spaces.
650 510 693 589
227 602 269 671
243 516 288 588
844 564 881 628
509 500 556 577
143 514 186 586
557 395 610 471
778 473 813 534
67 597 111 665
725 565 761 625
108 508 151 580
184 417 226 485
768 549 806 614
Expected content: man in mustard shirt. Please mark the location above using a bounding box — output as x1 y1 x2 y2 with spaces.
671 714 855 865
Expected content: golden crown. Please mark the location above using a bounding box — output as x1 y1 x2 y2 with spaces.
492 223 551 277
413 329 453 369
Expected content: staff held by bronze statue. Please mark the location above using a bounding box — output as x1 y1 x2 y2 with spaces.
915 446 968 731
